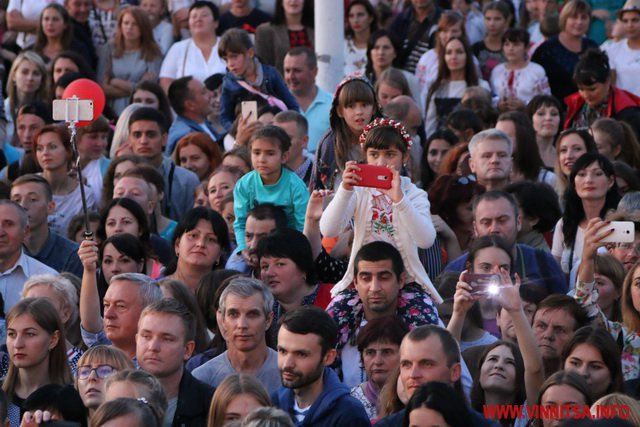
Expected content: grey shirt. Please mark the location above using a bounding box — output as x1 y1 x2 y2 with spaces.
192 348 281 394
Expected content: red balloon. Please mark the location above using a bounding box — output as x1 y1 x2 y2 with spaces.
61 78 106 127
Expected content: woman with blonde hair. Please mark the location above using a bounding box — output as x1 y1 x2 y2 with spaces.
97 6 162 115
3 298 72 426
208 374 271 427
591 393 640 424
5 51 49 141
75 345 134 420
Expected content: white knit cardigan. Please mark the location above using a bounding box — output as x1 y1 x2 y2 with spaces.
320 176 443 303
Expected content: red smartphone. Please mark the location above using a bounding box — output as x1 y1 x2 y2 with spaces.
354 164 393 190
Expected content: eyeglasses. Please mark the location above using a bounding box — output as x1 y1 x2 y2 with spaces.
457 175 477 185
617 242 640 253
76 365 115 380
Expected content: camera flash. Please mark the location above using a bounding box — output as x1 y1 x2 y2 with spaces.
488 283 500 296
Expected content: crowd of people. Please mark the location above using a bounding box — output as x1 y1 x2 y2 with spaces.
0 0 638 426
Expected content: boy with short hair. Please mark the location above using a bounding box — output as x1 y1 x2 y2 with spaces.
218 28 299 131
233 125 309 251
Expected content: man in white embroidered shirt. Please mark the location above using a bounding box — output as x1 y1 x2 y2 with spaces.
0 200 57 312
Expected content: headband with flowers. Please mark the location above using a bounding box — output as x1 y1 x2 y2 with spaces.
334 74 374 97
359 117 413 150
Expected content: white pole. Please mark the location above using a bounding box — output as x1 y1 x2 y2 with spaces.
314 0 345 94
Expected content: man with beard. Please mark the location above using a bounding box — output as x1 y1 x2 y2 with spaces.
272 306 370 426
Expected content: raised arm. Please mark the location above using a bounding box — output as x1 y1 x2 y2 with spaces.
304 190 331 260
78 239 103 334
447 270 477 342
496 269 544 405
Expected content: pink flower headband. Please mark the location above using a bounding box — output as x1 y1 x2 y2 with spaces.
334 74 374 96
359 118 413 150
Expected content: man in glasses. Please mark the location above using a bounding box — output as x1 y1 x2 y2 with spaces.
607 210 640 272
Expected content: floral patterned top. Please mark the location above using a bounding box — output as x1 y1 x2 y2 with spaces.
574 279 640 381
326 282 441 353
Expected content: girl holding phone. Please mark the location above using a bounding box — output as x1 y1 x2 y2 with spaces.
319 118 441 304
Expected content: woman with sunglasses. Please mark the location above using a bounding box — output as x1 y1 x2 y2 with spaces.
75 345 134 422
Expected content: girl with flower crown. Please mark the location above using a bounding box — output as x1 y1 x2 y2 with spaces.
320 118 442 306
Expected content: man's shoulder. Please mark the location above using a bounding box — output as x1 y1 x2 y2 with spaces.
314 86 333 103
49 232 79 252
192 351 232 379
445 252 470 272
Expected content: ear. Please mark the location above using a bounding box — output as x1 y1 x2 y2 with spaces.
612 144 622 159
323 348 337 367
336 105 345 119
161 133 168 150
183 340 196 360
49 329 61 351
60 304 72 324
607 175 615 190
450 362 462 383
468 156 476 174
529 216 540 228
46 200 56 215
281 148 290 164
174 236 181 256
247 47 255 59
399 271 406 290
265 311 274 331
23 223 30 240
472 220 479 238
516 212 522 233
301 135 309 150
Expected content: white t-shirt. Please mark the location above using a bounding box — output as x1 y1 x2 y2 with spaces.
7 0 62 48
160 38 226 83
552 218 585 276
603 39 640 97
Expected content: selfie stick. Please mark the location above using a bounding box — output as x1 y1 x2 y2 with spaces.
62 96 93 240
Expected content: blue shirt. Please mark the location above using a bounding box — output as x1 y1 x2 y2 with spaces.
0 250 57 313
302 86 332 155
233 167 309 251
26 230 83 278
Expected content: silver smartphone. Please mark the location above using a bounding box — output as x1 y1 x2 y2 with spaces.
52 99 94 122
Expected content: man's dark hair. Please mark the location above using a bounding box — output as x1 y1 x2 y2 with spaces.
406 325 460 368
188 0 219 20
129 107 168 134
353 241 405 281
279 306 338 356
256 228 316 284
168 76 193 117
247 203 287 230
472 190 519 221
505 181 561 233
534 294 589 331
286 46 317 69
17 101 52 124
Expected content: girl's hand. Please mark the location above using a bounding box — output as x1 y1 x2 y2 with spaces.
341 161 361 191
21 410 56 426
235 114 263 147
78 239 99 273
453 270 478 314
495 269 522 313
582 218 613 262
381 166 403 203
432 214 456 241
306 190 332 222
